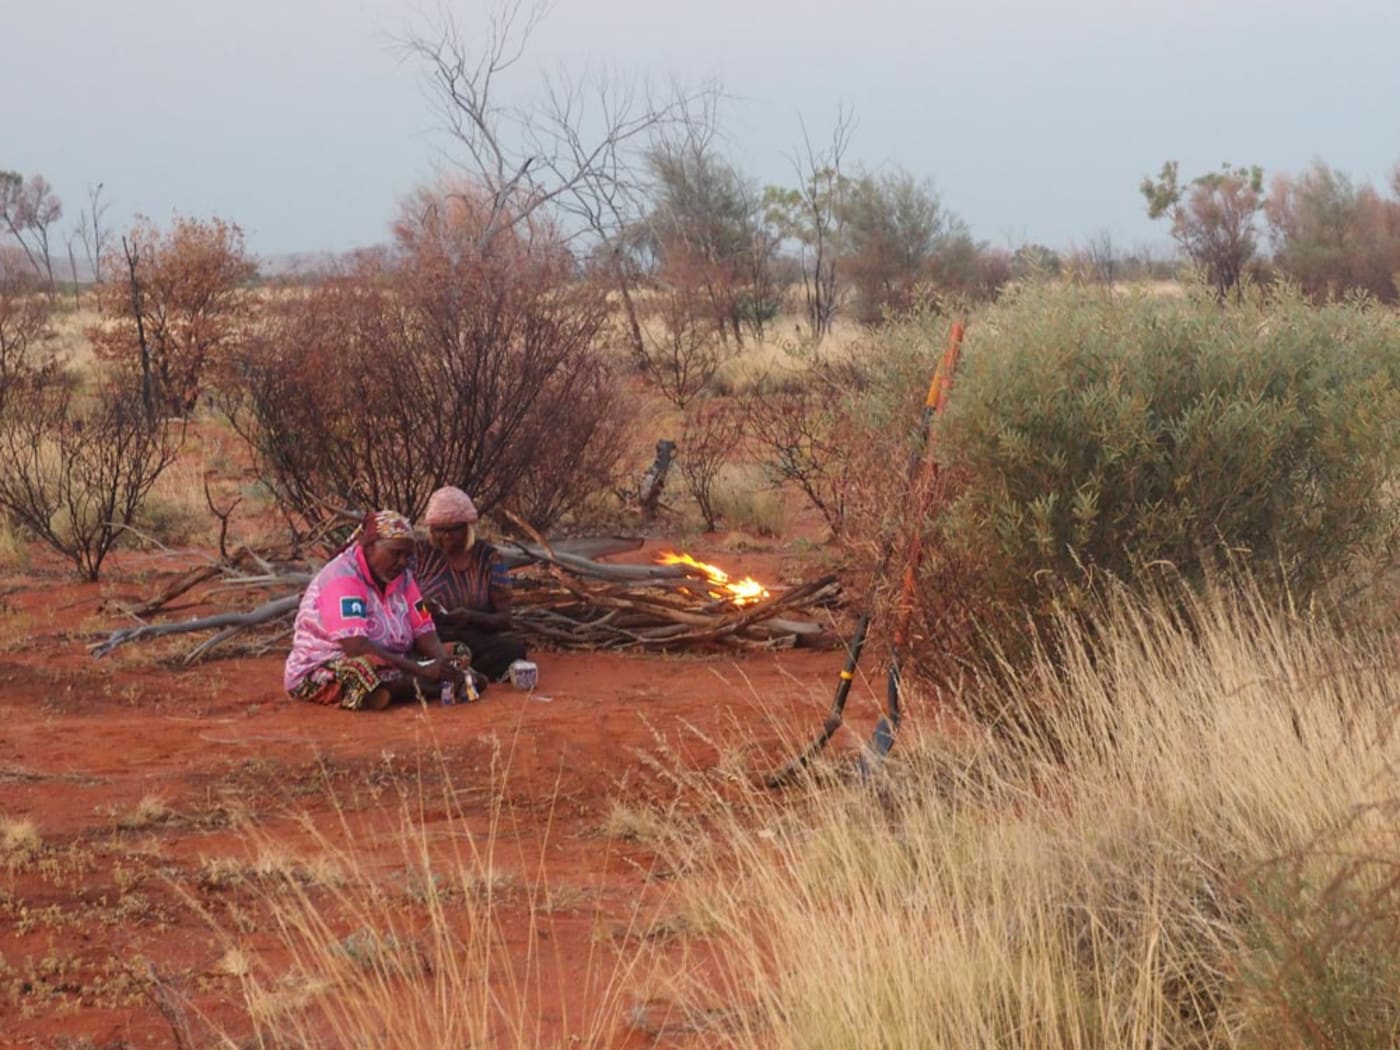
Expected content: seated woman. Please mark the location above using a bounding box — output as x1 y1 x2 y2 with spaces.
415 486 528 683
284 510 460 710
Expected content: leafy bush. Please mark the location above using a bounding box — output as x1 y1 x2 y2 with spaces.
914 282 1400 673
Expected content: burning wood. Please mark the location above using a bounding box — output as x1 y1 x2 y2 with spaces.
655 551 770 605
506 544 838 651
90 538 841 663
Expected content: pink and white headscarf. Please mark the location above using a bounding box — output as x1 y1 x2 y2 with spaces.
422 486 479 527
358 509 414 545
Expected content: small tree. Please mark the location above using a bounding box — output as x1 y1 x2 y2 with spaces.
0 372 183 580
1266 160 1400 303
91 216 256 417
73 182 112 286
0 171 63 296
678 401 745 531
645 131 774 346
1142 160 1264 300
842 167 965 322
763 107 854 341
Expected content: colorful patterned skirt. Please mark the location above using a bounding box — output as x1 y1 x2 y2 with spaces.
288 657 402 710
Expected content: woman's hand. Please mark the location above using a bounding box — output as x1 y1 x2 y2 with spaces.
432 603 508 631
412 657 449 683
427 600 469 630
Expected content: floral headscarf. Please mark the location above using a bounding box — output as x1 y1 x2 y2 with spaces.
357 509 414 546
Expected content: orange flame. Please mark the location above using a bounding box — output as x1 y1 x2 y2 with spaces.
656 551 771 606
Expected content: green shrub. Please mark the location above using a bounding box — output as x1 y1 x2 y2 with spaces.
1240 853 1400 1047
918 282 1400 672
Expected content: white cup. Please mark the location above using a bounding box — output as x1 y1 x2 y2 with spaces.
508 660 538 691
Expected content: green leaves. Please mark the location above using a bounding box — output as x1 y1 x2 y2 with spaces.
938 283 1400 614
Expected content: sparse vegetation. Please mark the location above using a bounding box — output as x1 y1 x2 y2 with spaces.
675 578 1400 1049
5 10 1400 1048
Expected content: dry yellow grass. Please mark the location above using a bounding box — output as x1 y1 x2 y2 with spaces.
2 816 42 870
670 580 1400 1048
44 306 101 372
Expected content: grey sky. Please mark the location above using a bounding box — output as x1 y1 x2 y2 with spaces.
6 0 1398 259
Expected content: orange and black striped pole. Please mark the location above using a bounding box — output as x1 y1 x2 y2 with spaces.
767 320 965 786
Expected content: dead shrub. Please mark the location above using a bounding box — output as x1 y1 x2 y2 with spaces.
634 262 741 409
0 371 184 580
678 400 745 531
741 348 918 540
90 216 256 418
221 182 633 534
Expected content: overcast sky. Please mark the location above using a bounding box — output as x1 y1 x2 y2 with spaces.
6 0 1398 260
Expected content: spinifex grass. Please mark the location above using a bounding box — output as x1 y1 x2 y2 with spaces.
674 578 1400 1049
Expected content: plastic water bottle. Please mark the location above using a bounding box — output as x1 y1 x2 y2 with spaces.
440 680 455 706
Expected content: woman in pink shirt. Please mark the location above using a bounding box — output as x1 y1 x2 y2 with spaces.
284 510 460 710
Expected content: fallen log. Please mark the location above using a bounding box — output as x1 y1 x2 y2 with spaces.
90 594 301 661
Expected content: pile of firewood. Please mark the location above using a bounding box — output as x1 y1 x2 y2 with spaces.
90 538 842 664
510 552 839 650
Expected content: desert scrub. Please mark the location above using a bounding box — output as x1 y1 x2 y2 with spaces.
683 579 1400 1049
916 282 1400 670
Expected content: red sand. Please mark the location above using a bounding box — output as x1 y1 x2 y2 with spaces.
1 540 884 1047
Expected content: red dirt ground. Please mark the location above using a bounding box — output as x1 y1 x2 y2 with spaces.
1 536 885 1048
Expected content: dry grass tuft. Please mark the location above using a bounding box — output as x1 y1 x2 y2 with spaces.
118 794 175 830
672 579 1400 1048
2 815 42 869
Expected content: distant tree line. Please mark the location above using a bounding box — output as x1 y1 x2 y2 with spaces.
1143 157 1400 302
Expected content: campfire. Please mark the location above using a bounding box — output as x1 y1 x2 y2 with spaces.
655 551 771 606
507 541 838 650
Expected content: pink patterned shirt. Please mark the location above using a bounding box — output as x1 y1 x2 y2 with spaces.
283 545 435 691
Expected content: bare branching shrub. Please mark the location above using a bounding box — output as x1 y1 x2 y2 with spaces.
223 183 632 533
742 366 859 538
742 343 927 540
91 216 256 418
635 270 739 409
0 372 183 580
678 400 745 531
504 361 635 531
